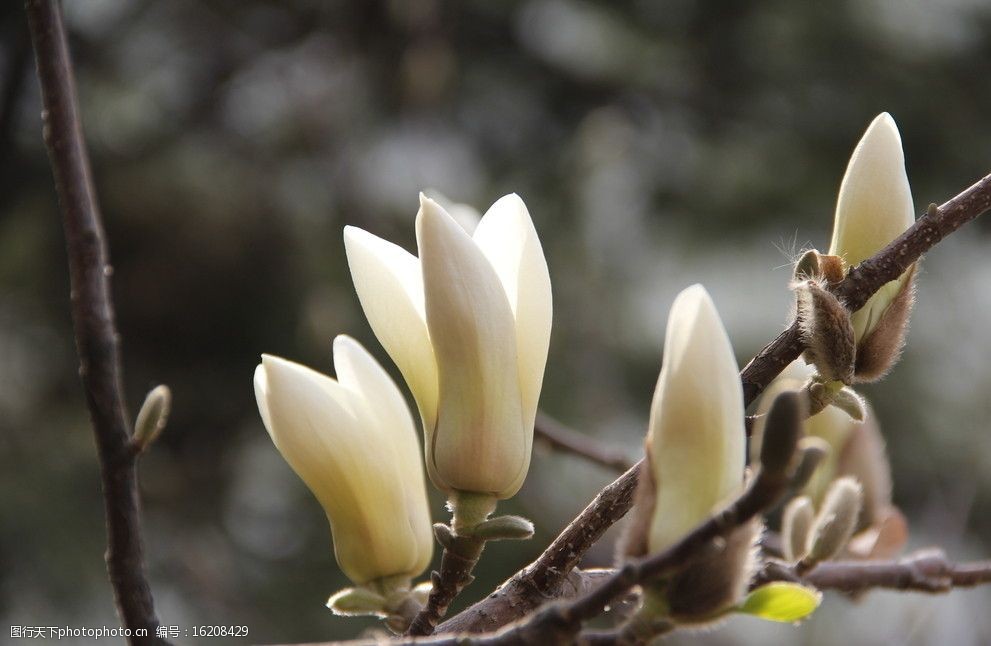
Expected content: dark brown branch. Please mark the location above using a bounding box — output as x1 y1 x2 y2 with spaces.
764 550 991 594
741 171 991 406
435 461 642 634
479 463 794 645
25 1 164 643
534 411 635 472
406 534 486 635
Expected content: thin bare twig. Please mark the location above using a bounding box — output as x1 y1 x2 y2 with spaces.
776 550 991 594
25 1 164 643
741 171 991 406
534 412 635 473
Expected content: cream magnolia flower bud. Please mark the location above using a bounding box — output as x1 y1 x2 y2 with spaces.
344 193 552 500
253 335 433 585
645 284 746 553
829 113 915 346
618 286 754 624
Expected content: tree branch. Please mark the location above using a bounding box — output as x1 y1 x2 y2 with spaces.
421 170 991 638
435 461 642 634
534 412 635 472
478 462 794 645
758 549 991 594
25 1 164 643
741 171 991 406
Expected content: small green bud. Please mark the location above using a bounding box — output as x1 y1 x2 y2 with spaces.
433 523 456 549
806 477 863 565
326 586 388 616
781 496 815 562
133 385 171 451
466 515 535 541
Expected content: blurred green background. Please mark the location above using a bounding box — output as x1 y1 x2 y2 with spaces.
2 1 991 644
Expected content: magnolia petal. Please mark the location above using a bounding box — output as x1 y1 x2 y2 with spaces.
647 285 745 553
473 194 552 497
417 195 526 497
343 226 439 428
255 355 425 584
829 113 915 267
331 335 434 574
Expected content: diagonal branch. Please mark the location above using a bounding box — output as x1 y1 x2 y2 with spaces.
429 169 991 636
474 461 795 645
741 171 991 406
25 1 165 643
436 461 642 634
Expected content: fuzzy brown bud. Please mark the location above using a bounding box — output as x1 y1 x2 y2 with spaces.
795 280 856 384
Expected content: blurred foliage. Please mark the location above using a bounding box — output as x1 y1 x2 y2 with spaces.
1 0 991 643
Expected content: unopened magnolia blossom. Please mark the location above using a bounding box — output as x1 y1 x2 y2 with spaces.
645 284 746 552
829 112 915 344
344 194 552 500
253 335 433 586
622 284 755 622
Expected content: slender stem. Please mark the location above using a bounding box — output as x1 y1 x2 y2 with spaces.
24 1 164 643
534 412 635 473
757 550 991 594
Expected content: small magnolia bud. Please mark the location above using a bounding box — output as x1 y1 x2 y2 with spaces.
133 385 171 450
758 391 805 478
781 497 815 562
806 477 863 565
793 249 821 280
622 286 751 623
793 249 845 284
829 113 916 380
791 437 831 492
643 285 745 554
795 280 855 384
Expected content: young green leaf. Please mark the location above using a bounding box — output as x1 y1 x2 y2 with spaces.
738 582 822 623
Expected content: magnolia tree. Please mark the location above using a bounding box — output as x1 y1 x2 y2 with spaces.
24 0 991 644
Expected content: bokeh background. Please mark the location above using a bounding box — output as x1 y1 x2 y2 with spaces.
2 1 991 644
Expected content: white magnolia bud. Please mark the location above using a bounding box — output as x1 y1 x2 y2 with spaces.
645 284 745 553
253 335 433 585
829 113 915 345
344 193 552 499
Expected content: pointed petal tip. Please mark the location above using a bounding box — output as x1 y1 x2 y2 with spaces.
861 112 903 151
